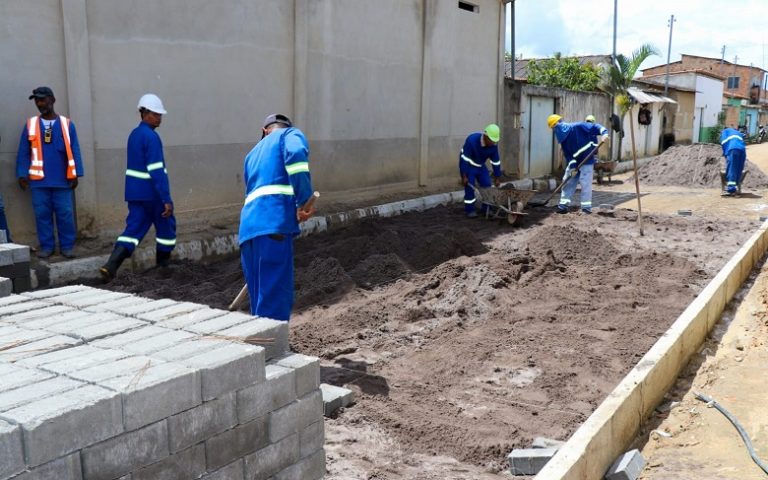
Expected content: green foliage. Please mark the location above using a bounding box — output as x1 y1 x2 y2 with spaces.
708 111 727 143
598 43 660 115
526 53 600 92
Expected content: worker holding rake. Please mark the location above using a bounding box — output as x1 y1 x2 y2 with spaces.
548 114 609 214
238 114 315 321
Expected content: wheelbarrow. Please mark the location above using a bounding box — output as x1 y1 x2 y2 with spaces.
473 184 537 225
719 169 748 196
594 160 617 184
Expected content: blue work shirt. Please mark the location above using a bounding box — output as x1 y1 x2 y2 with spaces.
16 116 84 188
239 127 313 244
720 128 746 155
458 132 501 177
125 121 172 204
554 121 609 166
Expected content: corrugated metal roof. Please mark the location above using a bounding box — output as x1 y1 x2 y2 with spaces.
627 87 677 104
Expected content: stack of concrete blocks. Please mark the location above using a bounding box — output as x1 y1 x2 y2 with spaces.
0 244 32 295
0 285 325 480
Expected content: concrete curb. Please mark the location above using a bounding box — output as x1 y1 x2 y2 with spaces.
535 219 768 480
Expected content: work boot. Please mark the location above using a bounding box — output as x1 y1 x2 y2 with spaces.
156 250 171 268
466 211 478 219
99 245 131 282
556 205 568 214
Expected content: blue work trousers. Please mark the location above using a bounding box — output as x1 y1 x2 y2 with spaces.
725 150 746 192
0 190 10 242
116 201 177 253
461 166 492 214
559 163 594 211
31 187 75 251
240 234 294 321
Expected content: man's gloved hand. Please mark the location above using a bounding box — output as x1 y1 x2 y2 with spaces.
493 176 501 187
69 178 79 189
161 202 174 218
461 174 469 187
17 177 29 191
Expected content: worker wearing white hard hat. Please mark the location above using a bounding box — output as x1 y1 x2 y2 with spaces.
100 93 175 280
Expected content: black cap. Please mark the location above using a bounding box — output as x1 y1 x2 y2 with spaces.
29 86 54 100
262 113 292 129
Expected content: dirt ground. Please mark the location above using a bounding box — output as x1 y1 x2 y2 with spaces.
94 200 757 478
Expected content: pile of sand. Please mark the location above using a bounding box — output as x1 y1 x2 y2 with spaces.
634 144 768 189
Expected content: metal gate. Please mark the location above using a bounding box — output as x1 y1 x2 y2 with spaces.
526 96 555 177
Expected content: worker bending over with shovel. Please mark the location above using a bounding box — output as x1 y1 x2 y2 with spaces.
720 126 746 196
239 114 315 321
459 124 502 218
548 114 609 214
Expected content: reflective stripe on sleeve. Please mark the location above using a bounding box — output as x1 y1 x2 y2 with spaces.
285 162 310 175
490 160 501 166
244 184 294 206
573 142 596 158
147 162 165 171
126 169 152 179
460 149 482 168
721 135 743 145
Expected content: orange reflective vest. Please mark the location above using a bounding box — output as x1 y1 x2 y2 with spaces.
27 115 77 181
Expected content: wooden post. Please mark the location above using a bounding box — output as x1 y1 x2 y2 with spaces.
628 107 644 236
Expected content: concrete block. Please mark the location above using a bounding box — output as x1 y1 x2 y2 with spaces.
49 289 132 309
0 376 84 411
136 301 208 323
243 433 299 480
84 294 151 313
605 449 645 480
0 326 52 346
0 334 81 363
17 309 92 330
81 420 169 480
0 419 24 479
12 275 32 294
200 459 244 480
300 421 325 459
0 245 14 266
0 299 51 317
218 318 289 360
276 354 320 397
167 393 237 453
268 390 323 443
44 312 146 342
0 365 54 393
0 277 12 297
20 285 91 299
118 329 198 356
320 383 355 417
2 305 80 325
532 437 565 449
183 311 254 335
75 357 201 431
131 443 207 480
154 307 228 330
205 416 269 471
17 344 128 373
90 325 172 350
10 452 83 480
237 365 296 423
0 261 30 279
148 337 228 362
9 245 31 264
178 343 265 401
0 385 123 467
0 294 33 306
273 448 325 480
111 298 179 317
507 447 558 475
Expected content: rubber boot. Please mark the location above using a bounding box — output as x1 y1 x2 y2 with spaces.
99 245 130 282
156 250 171 268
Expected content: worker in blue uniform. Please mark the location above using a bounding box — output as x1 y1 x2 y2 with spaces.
16 86 84 258
720 127 746 196
547 114 609 214
100 93 175 281
459 124 501 218
239 113 315 321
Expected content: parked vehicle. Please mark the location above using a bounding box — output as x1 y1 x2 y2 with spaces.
758 124 766 143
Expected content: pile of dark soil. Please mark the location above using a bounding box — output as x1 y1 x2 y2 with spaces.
634 144 768 189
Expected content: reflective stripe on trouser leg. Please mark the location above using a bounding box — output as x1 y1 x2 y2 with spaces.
152 204 177 253
51 188 77 251
579 164 594 209
31 188 55 251
240 235 294 321
559 172 578 207
463 184 477 213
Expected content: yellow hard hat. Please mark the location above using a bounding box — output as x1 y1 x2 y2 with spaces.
547 114 562 129
484 123 500 143
585 114 596 123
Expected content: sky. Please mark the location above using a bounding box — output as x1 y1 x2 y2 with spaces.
507 0 768 72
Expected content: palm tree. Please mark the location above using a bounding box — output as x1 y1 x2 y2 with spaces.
598 43 660 161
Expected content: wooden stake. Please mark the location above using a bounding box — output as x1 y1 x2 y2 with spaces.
628 110 645 236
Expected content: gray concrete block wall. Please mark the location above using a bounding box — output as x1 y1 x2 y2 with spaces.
0 245 31 294
0 285 325 480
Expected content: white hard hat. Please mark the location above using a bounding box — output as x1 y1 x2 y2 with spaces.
137 93 167 115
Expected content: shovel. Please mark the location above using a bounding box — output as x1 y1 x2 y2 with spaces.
228 191 320 312
528 140 604 208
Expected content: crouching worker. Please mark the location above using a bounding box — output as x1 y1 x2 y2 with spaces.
239 114 315 321
100 94 176 281
720 126 746 196
459 124 502 218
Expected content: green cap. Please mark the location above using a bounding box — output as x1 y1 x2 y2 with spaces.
484 123 500 143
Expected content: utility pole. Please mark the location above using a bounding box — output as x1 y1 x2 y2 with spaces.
664 14 676 96
611 0 617 161
732 55 738 91
720 45 726 76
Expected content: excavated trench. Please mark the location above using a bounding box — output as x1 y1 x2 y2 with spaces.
91 204 756 477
